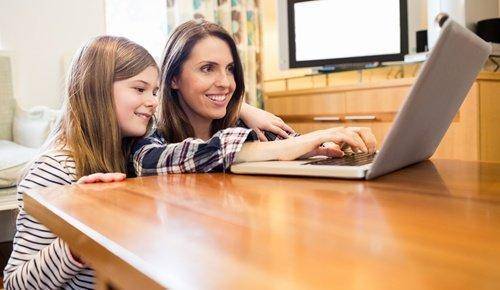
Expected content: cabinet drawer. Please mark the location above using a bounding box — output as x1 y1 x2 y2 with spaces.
266 92 345 116
345 86 410 114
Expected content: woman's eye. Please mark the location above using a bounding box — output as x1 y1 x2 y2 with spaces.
227 65 234 74
135 87 145 93
153 89 159 96
201 65 213 73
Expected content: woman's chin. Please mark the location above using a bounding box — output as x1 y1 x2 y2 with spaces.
208 111 227 120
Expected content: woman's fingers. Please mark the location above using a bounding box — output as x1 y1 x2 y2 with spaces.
356 128 377 153
302 143 344 159
313 146 345 158
254 128 269 142
327 130 363 152
267 125 290 139
320 142 344 157
349 131 368 153
325 127 377 154
274 119 295 134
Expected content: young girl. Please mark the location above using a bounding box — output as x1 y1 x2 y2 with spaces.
130 19 376 177
2 36 160 290
2 33 298 289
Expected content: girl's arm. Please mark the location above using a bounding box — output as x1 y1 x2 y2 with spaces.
3 156 87 290
240 102 295 141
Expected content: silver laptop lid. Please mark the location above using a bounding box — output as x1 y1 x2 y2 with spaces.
366 20 491 180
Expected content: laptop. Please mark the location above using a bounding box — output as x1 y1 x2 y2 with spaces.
231 20 491 180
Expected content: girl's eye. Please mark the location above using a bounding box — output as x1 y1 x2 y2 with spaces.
135 87 145 93
227 65 234 74
153 89 159 96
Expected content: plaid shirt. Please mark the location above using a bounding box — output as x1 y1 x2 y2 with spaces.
130 126 254 176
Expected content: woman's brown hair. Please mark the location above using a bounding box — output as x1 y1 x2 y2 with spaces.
158 19 245 143
44 36 157 178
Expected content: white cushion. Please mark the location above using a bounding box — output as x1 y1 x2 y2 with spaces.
0 55 16 140
0 98 15 141
13 106 59 148
0 140 38 188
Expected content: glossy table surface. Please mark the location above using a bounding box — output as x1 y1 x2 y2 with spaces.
24 160 500 290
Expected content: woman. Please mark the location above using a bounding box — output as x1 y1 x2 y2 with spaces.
130 19 376 177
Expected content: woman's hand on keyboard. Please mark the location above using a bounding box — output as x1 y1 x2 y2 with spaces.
299 127 376 159
234 127 376 163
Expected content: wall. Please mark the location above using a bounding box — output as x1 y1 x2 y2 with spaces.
0 0 106 109
260 0 312 81
260 0 429 81
260 0 500 84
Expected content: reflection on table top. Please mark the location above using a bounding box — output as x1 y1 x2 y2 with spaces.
24 159 500 290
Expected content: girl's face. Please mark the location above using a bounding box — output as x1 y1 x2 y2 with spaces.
113 66 159 137
172 36 236 123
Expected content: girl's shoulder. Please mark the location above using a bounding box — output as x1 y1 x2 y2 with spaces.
24 149 76 183
17 148 76 209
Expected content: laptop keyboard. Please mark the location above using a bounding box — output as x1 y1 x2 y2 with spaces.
303 152 376 166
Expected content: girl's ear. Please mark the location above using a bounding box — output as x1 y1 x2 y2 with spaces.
171 76 179 90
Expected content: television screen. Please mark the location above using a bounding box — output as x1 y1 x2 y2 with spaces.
287 0 408 68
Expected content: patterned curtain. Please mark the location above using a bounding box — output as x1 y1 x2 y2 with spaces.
166 0 263 108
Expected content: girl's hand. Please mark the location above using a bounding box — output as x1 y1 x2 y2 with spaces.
240 103 295 141
76 173 126 184
70 249 86 266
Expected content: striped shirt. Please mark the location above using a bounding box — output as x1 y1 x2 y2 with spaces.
130 126 253 176
3 151 94 290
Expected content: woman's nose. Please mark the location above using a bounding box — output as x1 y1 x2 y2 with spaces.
215 71 230 88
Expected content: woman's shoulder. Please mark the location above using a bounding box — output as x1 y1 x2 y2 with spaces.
132 130 167 148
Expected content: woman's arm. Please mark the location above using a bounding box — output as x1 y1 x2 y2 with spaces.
132 126 375 176
132 128 253 176
239 102 295 141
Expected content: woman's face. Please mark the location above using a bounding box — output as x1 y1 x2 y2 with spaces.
172 36 236 123
113 66 159 137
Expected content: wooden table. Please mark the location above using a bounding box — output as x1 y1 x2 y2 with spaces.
24 160 500 290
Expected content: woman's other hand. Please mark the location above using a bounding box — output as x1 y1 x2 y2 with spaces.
240 103 295 141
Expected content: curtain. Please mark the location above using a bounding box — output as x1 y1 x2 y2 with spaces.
166 0 263 108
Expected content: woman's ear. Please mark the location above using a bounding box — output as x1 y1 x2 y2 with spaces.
171 76 179 90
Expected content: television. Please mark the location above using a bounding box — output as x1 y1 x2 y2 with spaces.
278 0 408 70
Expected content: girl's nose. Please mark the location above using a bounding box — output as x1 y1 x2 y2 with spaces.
145 93 159 108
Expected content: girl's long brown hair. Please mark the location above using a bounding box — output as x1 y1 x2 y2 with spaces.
44 36 157 178
158 19 245 143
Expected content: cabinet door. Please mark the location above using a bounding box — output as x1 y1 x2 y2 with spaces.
266 92 345 117
345 86 410 114
432 84 479 160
